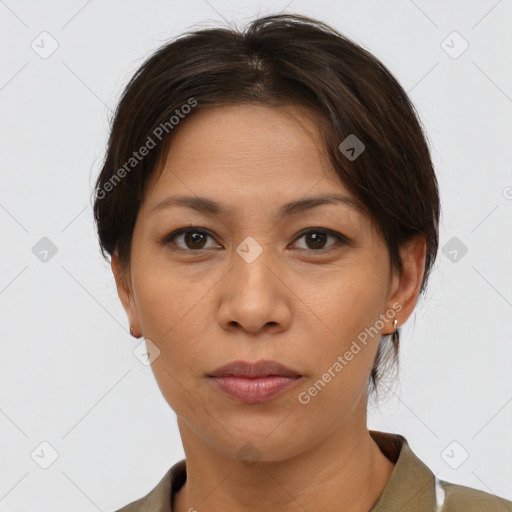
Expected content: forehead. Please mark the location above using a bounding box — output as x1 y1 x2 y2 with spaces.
170 102 326 146
141 104 372 227
138 103 374 237
147 103 338 196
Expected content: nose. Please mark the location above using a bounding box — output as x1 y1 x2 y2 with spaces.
216 241 292 335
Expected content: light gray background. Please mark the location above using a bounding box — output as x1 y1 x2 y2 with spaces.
1 0 511 510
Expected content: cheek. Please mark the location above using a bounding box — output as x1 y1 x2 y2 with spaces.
135 273 210 416
297 267 386 395
309 265 387 344
132 267 212 380
133 257 205 332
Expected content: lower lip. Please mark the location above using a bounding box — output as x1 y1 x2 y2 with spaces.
208 375 301 403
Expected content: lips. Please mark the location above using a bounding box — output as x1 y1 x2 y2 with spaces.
206 360 303 404
207 359 301 378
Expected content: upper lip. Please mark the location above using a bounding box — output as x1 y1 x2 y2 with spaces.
207 360 301 378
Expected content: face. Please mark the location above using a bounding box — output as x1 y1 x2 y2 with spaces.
113 103 425 462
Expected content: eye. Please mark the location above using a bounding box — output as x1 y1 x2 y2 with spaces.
160 228 219 251
160 227 350 253
291 228 349 252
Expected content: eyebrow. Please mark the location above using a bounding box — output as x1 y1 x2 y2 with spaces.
150 193 366 220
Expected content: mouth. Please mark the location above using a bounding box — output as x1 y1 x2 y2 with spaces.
206 360 303 404
207 359 302 378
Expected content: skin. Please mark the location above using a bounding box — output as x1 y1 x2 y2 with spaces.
112 103 426 512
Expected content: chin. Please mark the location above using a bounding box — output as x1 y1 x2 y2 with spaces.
213 419 309 458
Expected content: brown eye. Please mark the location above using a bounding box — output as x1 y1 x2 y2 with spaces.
305 231 328 249
161 228 218 251
160 227 349 253
292 229 348 251
182 231 208 249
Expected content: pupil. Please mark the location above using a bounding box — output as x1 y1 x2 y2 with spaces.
307 232 326 249
183 231 327 250
186 232 206 249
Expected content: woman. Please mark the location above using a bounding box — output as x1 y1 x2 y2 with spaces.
93 13 512 512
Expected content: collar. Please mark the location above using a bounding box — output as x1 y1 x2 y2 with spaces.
125 429 507 511
368 430 437 511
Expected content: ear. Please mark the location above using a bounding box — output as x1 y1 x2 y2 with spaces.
383 233 427 335
111 250 142 338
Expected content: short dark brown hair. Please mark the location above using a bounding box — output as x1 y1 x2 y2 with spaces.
93 13 440 400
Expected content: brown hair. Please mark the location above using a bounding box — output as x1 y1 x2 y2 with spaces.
92 13 440 400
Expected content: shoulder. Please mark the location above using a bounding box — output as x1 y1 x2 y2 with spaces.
440 478 512 511
110 460 185 512
368 430 512 512
111 494 146 512
110 479 168 512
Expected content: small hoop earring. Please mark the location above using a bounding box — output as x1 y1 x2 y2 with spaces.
391 318 399 348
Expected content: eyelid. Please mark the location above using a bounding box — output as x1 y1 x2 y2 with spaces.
160 227 351 252
159 227 219 250
291 227 351 249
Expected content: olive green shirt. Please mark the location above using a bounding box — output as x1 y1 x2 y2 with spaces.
113 430 512 511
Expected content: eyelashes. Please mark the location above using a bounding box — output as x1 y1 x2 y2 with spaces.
160 227 350 253
161 228 218 251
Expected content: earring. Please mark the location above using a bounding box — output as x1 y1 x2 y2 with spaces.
391 319 399 347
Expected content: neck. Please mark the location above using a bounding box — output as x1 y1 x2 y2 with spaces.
173 413 395 512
